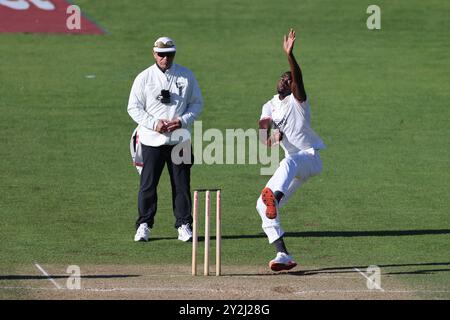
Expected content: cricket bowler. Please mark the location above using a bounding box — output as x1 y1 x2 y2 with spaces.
256 29 325 271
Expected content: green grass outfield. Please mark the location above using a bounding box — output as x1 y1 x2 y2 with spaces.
1 0 449 298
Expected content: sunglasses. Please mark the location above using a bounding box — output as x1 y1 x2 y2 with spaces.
156 52 175 58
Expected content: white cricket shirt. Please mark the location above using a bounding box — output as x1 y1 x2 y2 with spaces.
127 63 203 146
260 94 325 154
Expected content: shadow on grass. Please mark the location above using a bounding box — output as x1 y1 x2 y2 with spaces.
150 229 450 241
288 262 450 277
228 262 450 277
283 229 450 238
383 268 450 275
0 275 140 280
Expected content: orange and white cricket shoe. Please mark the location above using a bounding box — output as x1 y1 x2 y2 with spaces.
261 187 278 219
269 252 297 272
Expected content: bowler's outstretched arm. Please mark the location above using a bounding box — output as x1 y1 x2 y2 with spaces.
283 29 307 103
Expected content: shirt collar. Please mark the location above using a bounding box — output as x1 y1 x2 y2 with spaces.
154 63 176 75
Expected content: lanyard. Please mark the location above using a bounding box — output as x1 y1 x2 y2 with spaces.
164 68 176 91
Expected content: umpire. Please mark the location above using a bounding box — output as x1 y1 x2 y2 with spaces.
127 36 203 242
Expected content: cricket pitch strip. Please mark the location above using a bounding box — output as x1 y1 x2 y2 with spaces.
0 264 448 300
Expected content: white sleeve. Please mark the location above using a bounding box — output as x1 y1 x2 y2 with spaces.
260 102 272 120
179 74 203 128
290 94 309 109
127 74 157 130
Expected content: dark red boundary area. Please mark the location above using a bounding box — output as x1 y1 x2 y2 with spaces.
0 0 105 34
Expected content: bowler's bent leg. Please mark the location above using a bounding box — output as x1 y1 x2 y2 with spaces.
256 149 323 243
256 155 299 243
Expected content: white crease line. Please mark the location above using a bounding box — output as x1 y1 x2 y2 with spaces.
0 285 265 293
292 275 362 279
83 287 264 293
34 263 62 289
141 274 361 279
354 268 385 292
1 286 449 295
294 289 450 294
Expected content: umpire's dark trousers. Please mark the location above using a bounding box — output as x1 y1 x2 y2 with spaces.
136 143 193 230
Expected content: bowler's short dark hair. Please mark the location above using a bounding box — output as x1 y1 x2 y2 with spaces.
280 71 292 79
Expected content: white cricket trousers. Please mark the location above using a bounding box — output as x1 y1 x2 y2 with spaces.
256 148 323 243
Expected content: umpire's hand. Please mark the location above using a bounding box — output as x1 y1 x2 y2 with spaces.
156 119 169 133
165 118 182 132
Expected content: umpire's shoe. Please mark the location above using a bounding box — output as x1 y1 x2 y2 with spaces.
177 223 193 242
134 223 150 242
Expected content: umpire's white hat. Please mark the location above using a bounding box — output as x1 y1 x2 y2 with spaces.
153 37 176 53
